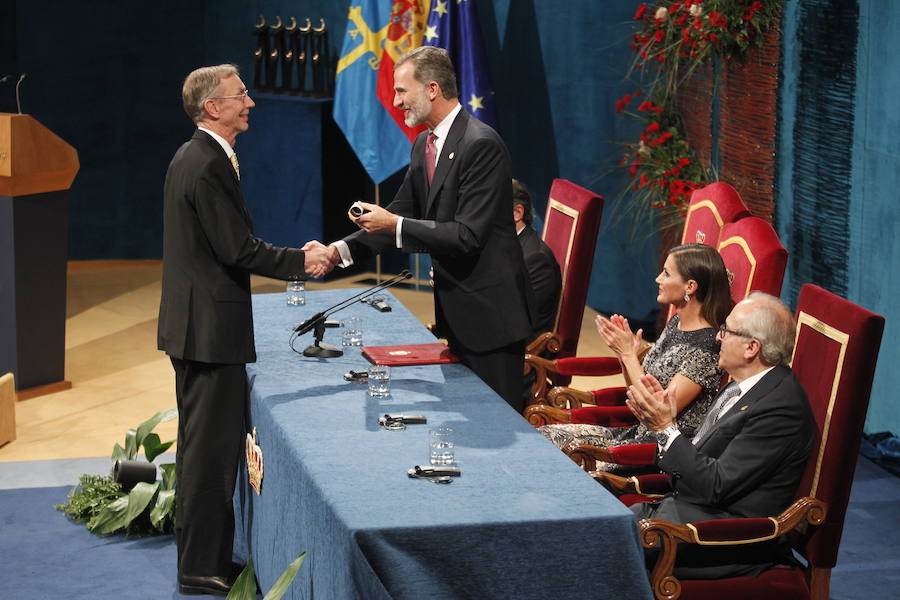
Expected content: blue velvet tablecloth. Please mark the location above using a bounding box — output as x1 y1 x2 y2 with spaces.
236 290 651 600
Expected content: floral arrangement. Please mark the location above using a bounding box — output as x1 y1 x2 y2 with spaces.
618 0 783 221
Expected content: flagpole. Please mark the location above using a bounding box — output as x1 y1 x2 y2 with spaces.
374 180 381 283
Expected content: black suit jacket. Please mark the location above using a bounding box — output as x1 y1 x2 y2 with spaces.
655 365 814 521
157 130 306 364
344 110 533 353
518 226 561 341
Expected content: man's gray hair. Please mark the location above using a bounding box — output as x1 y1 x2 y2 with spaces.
395 46 459 99
182 64 239 123
738 291 796 366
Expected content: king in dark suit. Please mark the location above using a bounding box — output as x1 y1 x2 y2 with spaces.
319 47 533 412
158 64 332 596
626 292 815 579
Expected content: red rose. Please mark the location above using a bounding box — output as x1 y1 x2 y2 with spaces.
654 29 665 43
638 100 653 112
634 4 648 20
645 122 661 133
708 11 727 27
615 99 625 113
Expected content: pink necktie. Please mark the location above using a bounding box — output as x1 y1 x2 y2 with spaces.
425 132 438 184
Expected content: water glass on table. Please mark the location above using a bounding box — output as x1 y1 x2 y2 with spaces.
341 317 362 346
286 280 305 305
368 365 391 397
429 427 455 465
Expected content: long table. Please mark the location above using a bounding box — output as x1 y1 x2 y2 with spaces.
235 290 651 600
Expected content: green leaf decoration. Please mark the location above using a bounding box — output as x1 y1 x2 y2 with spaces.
142 433 174 463
134 408 177 451
88 495 131 534
227 558 259 600
124 429 138 460
159 463 177 491
111 443 128 462
150 489 175 529
56 474 122 523
263 552 307 600
226 553 307 600
123 481 159 527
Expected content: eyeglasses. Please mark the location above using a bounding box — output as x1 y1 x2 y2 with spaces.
208 88 250 101
718 324 753 340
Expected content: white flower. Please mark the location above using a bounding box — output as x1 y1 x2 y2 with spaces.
655 6 670 21
638 140 651 157
689 4 703 17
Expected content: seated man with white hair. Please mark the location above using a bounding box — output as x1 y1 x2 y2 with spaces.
625 292 815 579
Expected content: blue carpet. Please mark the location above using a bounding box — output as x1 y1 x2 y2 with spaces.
0 455 897 598
0 485 219 599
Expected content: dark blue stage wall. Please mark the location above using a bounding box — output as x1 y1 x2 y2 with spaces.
778 0 900 437
11 2 900 435
7 1 658 322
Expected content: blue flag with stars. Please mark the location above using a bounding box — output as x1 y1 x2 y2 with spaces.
424 0 499 131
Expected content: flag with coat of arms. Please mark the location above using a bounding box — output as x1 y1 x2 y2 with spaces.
333 0 498 184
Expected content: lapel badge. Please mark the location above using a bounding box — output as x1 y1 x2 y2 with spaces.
448 152 455 160
740 405 749 411
246 427 264 495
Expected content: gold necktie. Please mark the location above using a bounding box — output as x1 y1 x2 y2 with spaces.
230 153 240 180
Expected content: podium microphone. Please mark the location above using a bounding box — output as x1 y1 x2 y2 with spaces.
16 73 27 114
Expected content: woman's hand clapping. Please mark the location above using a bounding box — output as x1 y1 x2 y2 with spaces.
595 314 643 359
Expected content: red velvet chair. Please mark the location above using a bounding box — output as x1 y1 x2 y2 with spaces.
596 284 885 600
717 217 787 305
679 182 750 248
524 179 603 399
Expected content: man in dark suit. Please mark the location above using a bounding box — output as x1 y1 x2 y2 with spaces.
625 292 814 579
158 64 332 596
512 179 561 341
316 47 533 412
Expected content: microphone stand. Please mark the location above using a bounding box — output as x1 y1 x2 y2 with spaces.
15 73 26 114
297 270 412 358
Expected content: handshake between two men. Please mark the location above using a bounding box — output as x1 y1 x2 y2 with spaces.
301 201 400 279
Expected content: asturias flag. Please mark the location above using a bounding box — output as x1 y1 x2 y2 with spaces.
424 0 499 131
333 1 430 184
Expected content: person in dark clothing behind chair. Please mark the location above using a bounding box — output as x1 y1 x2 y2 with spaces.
512 179 561 342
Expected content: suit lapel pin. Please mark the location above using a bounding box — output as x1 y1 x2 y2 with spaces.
448 152 455 160
740 405 749 411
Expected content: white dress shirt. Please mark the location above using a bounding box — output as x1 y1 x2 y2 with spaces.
333 103 465 267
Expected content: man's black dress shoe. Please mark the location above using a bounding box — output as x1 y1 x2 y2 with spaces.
178 575 232 596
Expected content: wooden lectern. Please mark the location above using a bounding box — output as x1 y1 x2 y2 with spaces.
0 113 79 399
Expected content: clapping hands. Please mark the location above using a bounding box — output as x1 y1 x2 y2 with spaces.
302 240 339 279
595 314 643 359
625 374 677 431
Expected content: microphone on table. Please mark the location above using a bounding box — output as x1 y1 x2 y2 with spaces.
293 270 412 358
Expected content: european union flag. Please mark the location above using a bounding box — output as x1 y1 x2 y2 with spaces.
424 0 499 130
333 2 414 184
